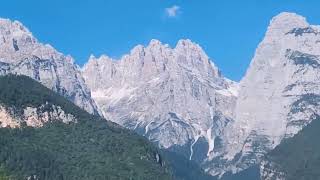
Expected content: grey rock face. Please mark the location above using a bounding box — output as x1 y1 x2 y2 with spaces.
209 12 320 176
0 18 100 115
82 13 320 176
82 39 238 163
2 12 318 178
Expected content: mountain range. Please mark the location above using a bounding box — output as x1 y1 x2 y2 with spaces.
0 12 319 180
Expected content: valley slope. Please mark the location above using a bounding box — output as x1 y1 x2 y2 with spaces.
0 75 172 180
261 115 320 180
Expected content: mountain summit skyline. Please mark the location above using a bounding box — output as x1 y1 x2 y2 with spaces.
80 11 320 177
0 4 320 179
1 1 320 81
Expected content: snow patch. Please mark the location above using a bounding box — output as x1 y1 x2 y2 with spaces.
91 86 137 103
206 128 215 156
145 120 154 134
216 89 233 97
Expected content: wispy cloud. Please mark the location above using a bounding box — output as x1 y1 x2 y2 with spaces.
165 5 181 18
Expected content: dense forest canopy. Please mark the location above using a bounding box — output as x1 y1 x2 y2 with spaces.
266 115 320 180
0 75 172 180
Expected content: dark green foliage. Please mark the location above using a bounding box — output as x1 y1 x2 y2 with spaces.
266 116 320 180
0 75 172 180
0 166 13 180
0 74 94 119
162 147 261 180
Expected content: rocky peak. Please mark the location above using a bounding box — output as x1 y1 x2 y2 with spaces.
175 39 204 54
248 12 320 73
0 19 36 61
82 38 238 175
83 39 227 89
144 39 172 61
209 12 320 176
266 12 309 37
83 55 99 72
0 18 33 37
125 39 213 69
88 54 97 61
0 18 100 115
87 54 113 65
175 39 208 59
128 44 144 56
175 39 221 79
0 18 65 63
148 39 163 47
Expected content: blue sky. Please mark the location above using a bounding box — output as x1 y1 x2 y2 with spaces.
1 0 320 81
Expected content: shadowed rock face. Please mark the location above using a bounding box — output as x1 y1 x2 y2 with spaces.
0 18 100 115
82 39 238 172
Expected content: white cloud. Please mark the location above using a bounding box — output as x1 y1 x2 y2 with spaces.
165 5 181 18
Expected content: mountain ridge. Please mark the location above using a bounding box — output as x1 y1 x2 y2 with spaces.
81 12 320 178
82 37 238 177
0 74 173 180
0 11 319 179
0 18 100 115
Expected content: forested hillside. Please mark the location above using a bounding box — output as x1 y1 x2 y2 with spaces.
264 116 320 180
0 75 172 180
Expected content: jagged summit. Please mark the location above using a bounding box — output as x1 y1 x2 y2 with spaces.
0 17 68 63
82 36 238 171
0 17 100 115
175 39 201 50
148 39 164 46
83 39 218 74
3 12 319 179
87 54 113 62
175 39 210 60
147 38 202 50
0 18 32 35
